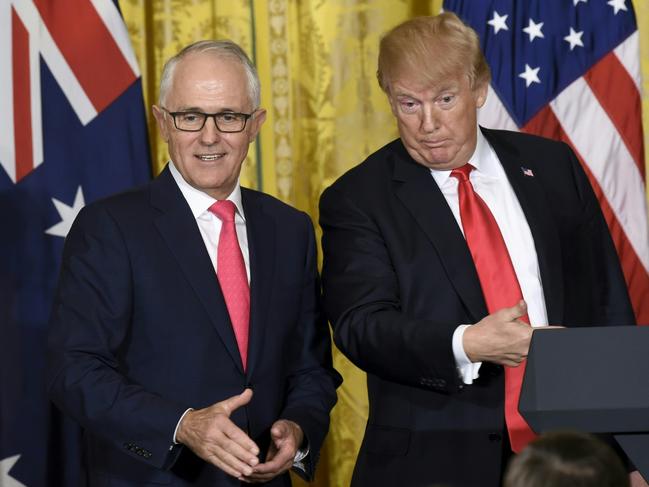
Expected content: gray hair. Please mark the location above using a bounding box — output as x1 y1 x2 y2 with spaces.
158 40 260 109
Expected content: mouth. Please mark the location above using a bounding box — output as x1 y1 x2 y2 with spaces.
421 139 446 148
195 153 225 161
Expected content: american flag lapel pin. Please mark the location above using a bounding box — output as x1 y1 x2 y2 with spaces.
521 166 534 177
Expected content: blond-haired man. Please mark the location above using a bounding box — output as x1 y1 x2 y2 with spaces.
320 13 639 487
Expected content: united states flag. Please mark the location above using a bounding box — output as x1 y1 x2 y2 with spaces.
0 1 150 485
444 0 649 325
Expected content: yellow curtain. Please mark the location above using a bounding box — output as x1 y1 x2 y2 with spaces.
119 1 649 486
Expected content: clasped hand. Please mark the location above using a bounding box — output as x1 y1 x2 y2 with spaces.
463 300 535 367
176 388 303 482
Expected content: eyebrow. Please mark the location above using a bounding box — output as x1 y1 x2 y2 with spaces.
393 90 420 100
172 106 202 112
173 106 243 113
392 84 461 101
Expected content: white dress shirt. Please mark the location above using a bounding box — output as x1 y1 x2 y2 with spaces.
429 129 549 384
169 161 250 281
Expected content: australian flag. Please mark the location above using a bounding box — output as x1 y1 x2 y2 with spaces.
0 1 150 485
444 0 649 325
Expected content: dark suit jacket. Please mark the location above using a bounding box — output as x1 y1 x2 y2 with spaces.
319 128 635 487
48 166 340 486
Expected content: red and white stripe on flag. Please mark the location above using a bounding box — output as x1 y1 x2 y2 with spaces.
0 0 140 183
479 31 649 325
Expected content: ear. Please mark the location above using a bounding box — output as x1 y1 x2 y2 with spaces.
474 82 488 109
248 108 267 142
152 105 170 142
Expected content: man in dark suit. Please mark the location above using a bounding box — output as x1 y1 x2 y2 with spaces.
48 40 340 486
319 13 642 487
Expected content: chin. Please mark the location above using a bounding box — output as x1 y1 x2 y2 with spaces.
419 153 447 167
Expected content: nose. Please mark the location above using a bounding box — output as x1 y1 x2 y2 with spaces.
199 116 221 145
420 105 439 133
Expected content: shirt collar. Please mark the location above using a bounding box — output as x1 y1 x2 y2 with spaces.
429 127 498 186
168 161 246 221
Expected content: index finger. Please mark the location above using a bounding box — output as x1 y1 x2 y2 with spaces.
221 420 260 456
252 447 294 475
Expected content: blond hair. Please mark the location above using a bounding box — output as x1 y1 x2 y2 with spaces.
377 12 490 93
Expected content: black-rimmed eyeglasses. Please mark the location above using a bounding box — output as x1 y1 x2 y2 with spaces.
161 107 255 133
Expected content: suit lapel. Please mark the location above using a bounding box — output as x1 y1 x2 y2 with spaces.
392 144 488 322
150 167 245 373
482 128 565 324
241 189 275 378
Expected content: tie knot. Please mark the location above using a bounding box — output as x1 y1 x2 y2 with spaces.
209 200 236 222
450 164 474 182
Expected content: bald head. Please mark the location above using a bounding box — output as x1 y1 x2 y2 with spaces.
158 40 260 109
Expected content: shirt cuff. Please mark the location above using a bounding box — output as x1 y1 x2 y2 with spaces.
292 443 309 472
452 324 482 384
172 408 194 446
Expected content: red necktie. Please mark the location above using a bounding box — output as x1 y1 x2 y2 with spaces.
209 200 250 370
451 164 536 453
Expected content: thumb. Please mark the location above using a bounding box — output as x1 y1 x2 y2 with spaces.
271 420 290 441
220 388 253 416
499 300 527 322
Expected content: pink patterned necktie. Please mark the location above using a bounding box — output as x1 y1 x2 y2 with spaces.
209 200 250 370
451 164 536 453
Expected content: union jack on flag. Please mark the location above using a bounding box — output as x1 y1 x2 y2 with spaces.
444 0 649 325
0 1 150 485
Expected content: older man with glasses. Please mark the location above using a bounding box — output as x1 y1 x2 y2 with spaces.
47 40 340 487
